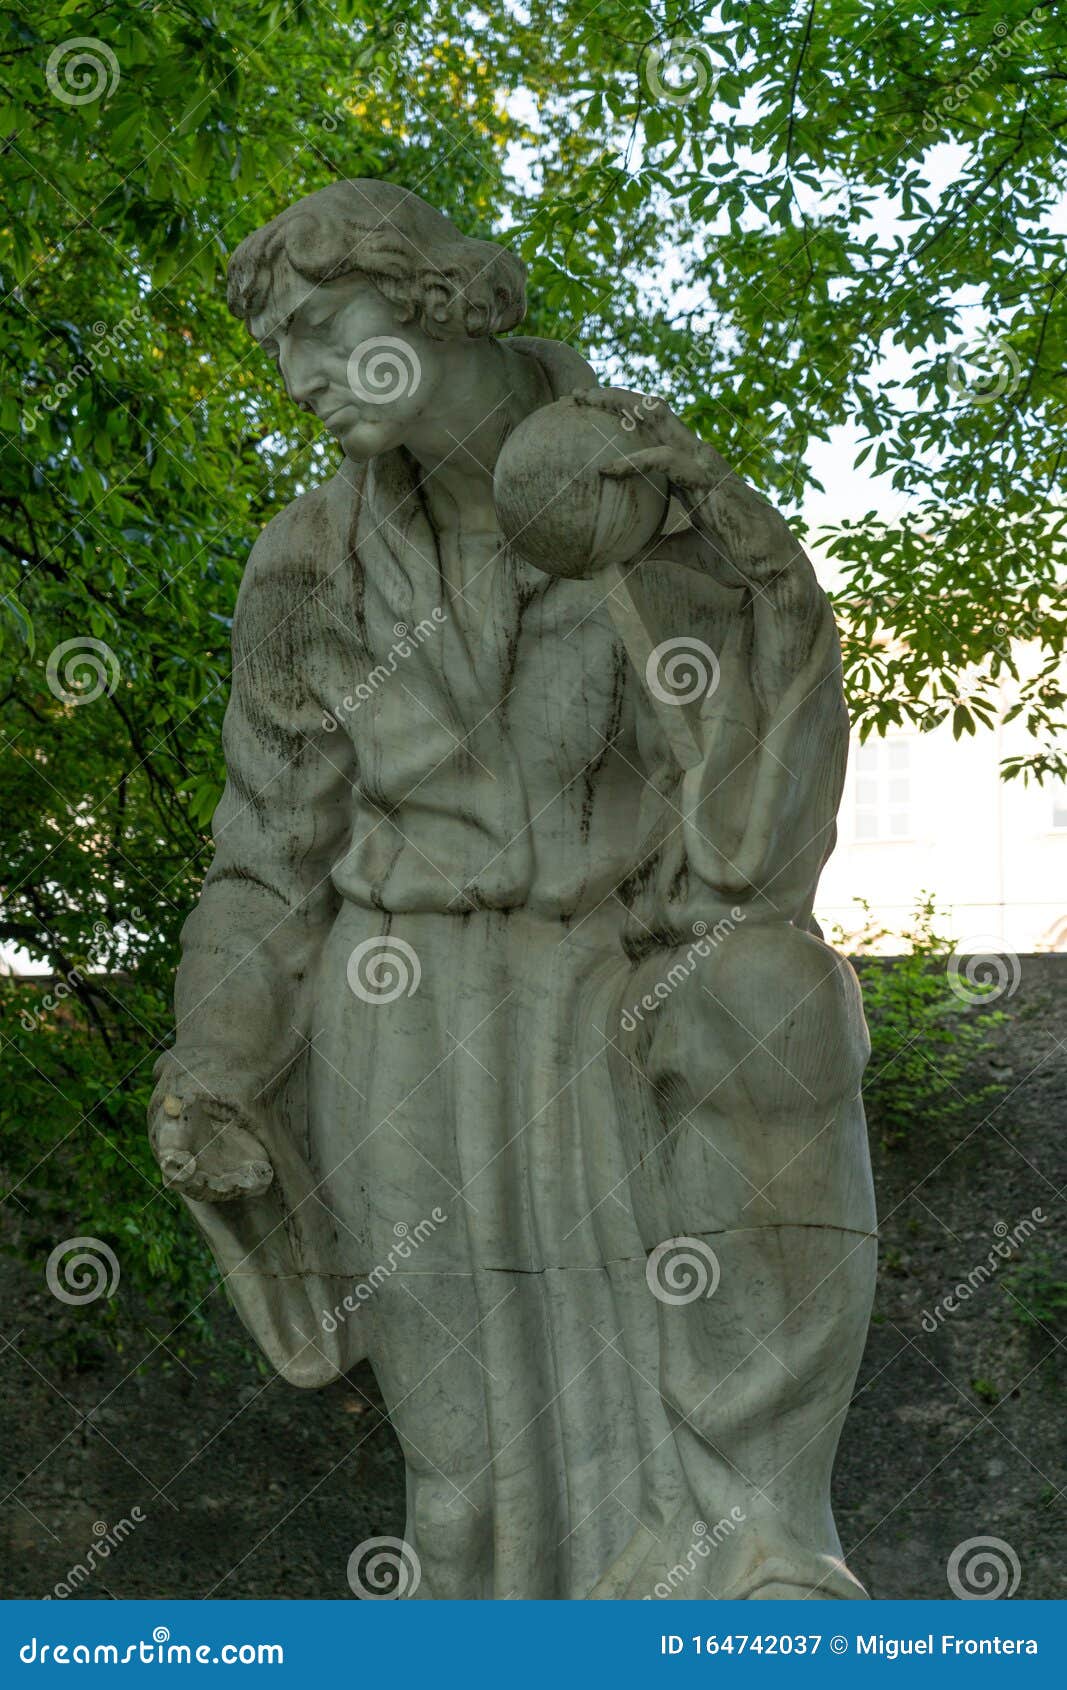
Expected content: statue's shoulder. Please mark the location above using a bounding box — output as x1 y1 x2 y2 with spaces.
236 469 365 632
246 469 362 578
504 334 599 395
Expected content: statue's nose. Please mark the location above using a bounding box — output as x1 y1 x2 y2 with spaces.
282 349 328 412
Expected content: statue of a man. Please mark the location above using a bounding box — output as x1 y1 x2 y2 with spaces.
149 180 877 1602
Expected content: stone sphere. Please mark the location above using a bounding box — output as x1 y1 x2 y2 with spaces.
493 395 669 579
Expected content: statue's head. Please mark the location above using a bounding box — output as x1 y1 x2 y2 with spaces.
227 179 527 460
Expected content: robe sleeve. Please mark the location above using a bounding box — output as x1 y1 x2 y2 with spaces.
154 503 361 1388
163 504 355 1109
622 468 849 936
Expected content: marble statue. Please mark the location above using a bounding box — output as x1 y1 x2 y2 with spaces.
148 180 878 1601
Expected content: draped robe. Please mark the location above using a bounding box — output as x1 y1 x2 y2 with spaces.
163 337 872 1600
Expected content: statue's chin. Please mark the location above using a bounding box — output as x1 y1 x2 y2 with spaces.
333 413 406 461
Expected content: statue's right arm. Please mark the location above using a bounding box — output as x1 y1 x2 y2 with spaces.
154 499 355 1131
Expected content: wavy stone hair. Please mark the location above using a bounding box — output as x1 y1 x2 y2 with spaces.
227 179 527 341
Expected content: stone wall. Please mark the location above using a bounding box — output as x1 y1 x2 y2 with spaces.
1 958 1063 1599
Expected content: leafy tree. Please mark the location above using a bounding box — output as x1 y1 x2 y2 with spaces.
0 0 522 1330
1 0 1063 1331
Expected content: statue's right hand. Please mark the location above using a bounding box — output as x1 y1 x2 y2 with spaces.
148 1079 274 1204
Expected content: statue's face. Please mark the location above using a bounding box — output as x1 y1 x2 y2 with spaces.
249 264 447 461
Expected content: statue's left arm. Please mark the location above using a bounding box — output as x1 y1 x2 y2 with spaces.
574 389 848 925
149 498 356 1200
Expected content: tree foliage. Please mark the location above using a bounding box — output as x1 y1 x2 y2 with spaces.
1 0 1064 1325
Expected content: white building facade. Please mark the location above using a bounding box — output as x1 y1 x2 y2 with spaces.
816 710 1067 953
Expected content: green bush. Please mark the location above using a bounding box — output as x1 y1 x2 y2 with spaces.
834 895 1007 1148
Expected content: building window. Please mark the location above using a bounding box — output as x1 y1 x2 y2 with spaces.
854 738 911 841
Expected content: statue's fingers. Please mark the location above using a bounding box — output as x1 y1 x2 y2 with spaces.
600 447 674 479
151 1109 195 1159
570 386 631 413
170 1166 218 1203
179 1159 273 1204
161 1155 226 1202
608 449 715 492
158 1146 197 1188
234 1158 274 1199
